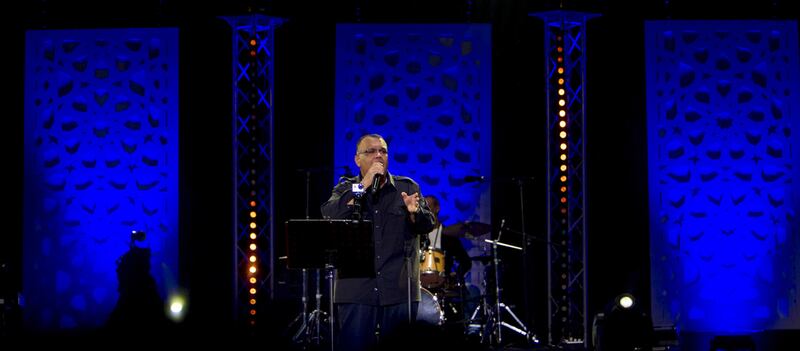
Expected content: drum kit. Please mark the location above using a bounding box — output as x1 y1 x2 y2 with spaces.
286 218 537 349
416 220 537 347
415 221 492 327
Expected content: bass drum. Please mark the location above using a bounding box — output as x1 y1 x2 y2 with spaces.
416 287 444 326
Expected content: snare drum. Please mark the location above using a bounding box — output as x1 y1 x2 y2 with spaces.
420 249 446 289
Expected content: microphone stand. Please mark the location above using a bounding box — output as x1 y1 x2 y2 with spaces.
407 248 413 324
292 168 334 349
394 177 410 323
514 177 532 340
290 171 313 347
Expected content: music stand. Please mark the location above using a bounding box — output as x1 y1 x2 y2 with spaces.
286 219 375 351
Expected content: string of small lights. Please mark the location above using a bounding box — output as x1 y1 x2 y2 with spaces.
225 14 283 329
533 10 598 347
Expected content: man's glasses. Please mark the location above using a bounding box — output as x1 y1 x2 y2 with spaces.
358 148 388 156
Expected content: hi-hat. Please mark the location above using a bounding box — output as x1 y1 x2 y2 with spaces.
442 221 492 238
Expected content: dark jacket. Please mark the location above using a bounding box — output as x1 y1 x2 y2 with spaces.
321 172 435 305
442 234 472 279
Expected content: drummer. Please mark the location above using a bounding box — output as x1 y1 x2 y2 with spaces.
423 195 472 285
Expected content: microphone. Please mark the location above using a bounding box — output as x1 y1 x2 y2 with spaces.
463 175 485 183
371 173 383 193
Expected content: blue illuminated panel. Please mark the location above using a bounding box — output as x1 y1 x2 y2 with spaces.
23 28 179 330
334 24 492 225
647 21 800 332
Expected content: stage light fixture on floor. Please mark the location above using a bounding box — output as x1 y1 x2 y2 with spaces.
167 293 186 322
652 324 679 350
617 293 634 309
710 335 756 351
593 293 653 351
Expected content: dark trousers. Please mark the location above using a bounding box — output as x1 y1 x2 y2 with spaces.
336 302 418 351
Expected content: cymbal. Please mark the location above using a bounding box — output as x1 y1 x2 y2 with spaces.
442 221 492 238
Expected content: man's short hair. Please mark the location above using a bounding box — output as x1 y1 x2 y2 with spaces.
355 133 386 152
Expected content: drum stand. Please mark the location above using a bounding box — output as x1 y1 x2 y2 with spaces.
467 220 538 346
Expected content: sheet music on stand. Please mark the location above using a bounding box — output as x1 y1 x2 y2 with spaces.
285 219 375 279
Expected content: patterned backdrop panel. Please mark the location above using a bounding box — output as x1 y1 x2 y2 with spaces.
647 21 800 332
334 24 491 226
23 29 179 330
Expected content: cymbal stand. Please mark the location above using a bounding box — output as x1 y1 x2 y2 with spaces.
480 220 538 346
307 269 329 345
289 273 332 349
290 269 310 345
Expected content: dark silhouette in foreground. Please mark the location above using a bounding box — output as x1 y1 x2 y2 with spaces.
106 231 169 334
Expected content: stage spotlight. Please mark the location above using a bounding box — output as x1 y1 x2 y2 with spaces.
170 301 182 314
617 293 634 309
167 294 187 322
593 293 653 351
